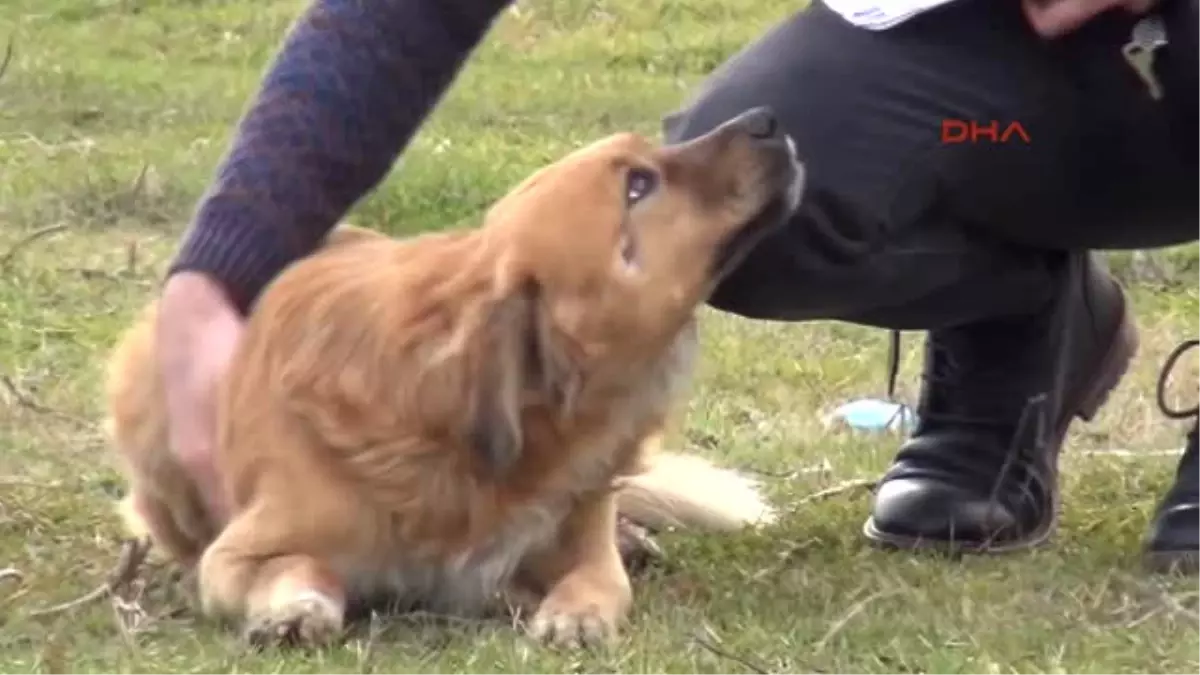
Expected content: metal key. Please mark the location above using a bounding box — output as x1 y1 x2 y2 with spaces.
1122 14 1169 101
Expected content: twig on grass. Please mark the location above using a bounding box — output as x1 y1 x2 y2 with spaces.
29 538 149 618
743 467 800 479
744 460 832 480
0 224 69 269
795 478 876 505
1116 573 1200 626
126 239 139 275
0 36 13 84
112 596 143 649
28 580 109 618
123 162 153 209
0 476 62 489
1 373 94 429
691 624 773 674
1 375 55 414
1124 606 1163 629
814 588 899 653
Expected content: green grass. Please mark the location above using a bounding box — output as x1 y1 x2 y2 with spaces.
1 0 1198 672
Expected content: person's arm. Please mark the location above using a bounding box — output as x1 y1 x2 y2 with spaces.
169 0 515 313
155 0 513 523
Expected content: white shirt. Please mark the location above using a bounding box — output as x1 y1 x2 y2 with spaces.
821 0 961 29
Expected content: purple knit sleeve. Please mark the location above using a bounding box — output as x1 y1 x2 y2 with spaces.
167 0 513 313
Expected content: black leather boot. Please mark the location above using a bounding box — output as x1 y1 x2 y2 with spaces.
1144 339 1198 574
863 254 1138 553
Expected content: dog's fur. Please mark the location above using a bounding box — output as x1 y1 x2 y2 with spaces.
103 115 802 649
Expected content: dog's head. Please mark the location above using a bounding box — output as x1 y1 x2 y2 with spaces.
465 108 805 473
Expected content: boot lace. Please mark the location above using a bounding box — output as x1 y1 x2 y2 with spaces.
885 327 1051 486
1155 338 1198 421
882 253 1086 514
1152 336 1200 473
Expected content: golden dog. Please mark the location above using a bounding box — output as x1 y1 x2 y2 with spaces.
103 108 804 649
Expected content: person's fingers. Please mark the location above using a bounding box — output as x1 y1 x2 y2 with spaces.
1121 0 1161 14
1021 0 1151 37
156 272 245 523
1021 0 1119 37
165 384 228 520
163 343 234 521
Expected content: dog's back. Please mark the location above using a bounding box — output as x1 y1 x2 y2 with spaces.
104 224 391 564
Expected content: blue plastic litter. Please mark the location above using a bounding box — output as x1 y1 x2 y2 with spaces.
824 398 917 433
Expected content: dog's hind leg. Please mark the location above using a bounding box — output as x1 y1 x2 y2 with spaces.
119 489 208 568
197 502 353 648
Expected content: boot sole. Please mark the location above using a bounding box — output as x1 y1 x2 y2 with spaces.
863 290 1140 555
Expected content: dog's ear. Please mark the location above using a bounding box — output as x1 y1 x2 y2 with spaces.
466 280 575 477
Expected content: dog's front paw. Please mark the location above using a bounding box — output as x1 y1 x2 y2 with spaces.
244 590 344 649
527 579 629 649
528 604 617 649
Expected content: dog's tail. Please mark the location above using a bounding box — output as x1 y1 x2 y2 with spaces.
614 448 777 532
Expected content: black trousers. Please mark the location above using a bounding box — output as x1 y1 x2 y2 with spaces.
665 0 1198 330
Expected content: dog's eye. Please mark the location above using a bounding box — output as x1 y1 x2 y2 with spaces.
625 168 658 207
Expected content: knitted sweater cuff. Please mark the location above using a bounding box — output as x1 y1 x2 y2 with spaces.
166 200 308 315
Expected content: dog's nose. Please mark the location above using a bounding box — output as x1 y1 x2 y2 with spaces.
729 107 779 140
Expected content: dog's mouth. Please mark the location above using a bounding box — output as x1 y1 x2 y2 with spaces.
711 135 805 283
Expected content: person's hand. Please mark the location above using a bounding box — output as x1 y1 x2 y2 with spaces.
1021 0 1159 38
155 271 245 524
